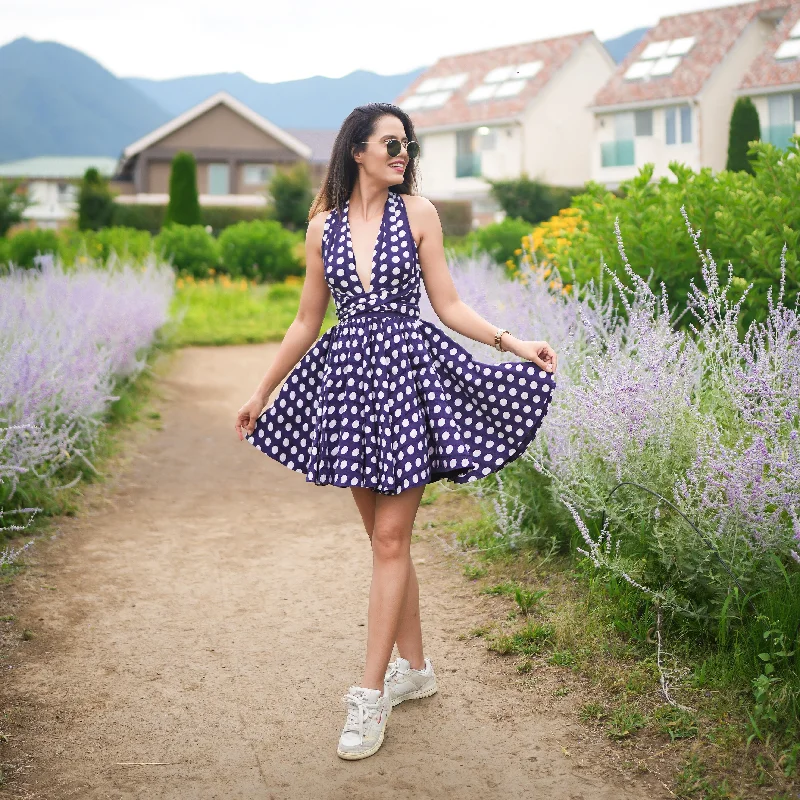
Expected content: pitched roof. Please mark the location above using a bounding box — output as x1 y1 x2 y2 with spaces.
122 91 312 160
394 33 597 130
284 128 338 163
0 155 119 179
740 3 800 91
593 0 787 109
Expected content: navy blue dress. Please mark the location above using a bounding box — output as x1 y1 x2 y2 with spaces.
246 192 556 495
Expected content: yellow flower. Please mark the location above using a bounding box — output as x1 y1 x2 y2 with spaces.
543 268 552 278
513 248 522 256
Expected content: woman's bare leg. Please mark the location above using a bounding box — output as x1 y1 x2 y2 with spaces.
350 485 426 690
351 488 425 671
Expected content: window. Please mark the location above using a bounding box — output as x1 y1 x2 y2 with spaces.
766 93 795 147
634 110 653 136
625 37 695 81
455 130 481 178
242 164 275 185
208 163 230 195
601 112 635 167
665 105 692 145
477 126 497 151
57 182 77 204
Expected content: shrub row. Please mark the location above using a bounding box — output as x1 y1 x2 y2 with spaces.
111 203 270 234
0 221 305 282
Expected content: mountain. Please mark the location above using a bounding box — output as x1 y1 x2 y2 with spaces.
603 27 649 63
0 37 170 162
126 68 427 128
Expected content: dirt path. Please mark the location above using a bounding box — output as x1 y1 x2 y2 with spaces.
0 345 669 800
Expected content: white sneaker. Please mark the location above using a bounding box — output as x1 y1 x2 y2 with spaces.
384 657 438 707
336 686 391 760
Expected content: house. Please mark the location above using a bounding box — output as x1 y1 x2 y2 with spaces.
738 3 800 147
590 0 789 185
0 156 118 229
113 91 334 207
394 33 616 225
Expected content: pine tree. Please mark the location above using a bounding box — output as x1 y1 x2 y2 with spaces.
165 151 201 226
77 167 115 230
726 97 761 174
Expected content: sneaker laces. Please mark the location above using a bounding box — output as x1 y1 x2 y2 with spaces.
342 692 378 741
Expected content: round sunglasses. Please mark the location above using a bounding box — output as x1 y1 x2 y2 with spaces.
359 138 421 159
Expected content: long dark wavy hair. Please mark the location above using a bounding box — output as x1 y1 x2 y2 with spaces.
308 103 419 221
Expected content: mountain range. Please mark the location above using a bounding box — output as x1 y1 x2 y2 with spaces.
0 29 647 163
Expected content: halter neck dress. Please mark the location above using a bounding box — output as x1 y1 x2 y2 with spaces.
245 192 556 495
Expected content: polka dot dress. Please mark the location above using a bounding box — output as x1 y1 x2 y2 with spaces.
246 192 556 495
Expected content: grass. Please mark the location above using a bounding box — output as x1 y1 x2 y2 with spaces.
167 275 338 347
423 486 800 799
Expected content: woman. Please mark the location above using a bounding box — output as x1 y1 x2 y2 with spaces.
235 102 557 760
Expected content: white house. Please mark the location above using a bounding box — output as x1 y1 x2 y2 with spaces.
590 0 791 186
738 3 800 147
394 33 616 225
0 156 118 229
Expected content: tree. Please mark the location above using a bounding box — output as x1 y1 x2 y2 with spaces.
487 174 576 226
165 151 201 226
267 162 314 230
77 167 115 230
0 179 30 237
726 96 761 174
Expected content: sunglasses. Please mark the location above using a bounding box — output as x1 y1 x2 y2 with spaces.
360 138 421 159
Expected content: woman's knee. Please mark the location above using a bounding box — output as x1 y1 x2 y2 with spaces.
371 525 409 561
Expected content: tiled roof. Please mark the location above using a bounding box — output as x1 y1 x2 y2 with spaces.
593 0 788 108
394 33 595 130
740 3 800 90
0 155 119 179
284 128 338 163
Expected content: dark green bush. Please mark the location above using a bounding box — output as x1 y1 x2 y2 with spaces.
165 152 201 226
0 179 29 237
467 217 533 265
488 174 577 225
431 199 472 236
77 167 115 231
0 236 9 267
726 96 761 174
113 203 166 234
218 219 301 281
201 205 267 234
267 162 313 230
154 224 218 277
8 228 61 267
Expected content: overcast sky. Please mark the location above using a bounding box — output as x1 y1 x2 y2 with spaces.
2 0 742 82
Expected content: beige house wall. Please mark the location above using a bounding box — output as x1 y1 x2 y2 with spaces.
698 16 778 170
524 38 616 186
158 103 291 153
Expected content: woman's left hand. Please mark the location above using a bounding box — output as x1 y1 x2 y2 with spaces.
510 339 558 374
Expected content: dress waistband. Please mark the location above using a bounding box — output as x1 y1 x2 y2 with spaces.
338 305 420 324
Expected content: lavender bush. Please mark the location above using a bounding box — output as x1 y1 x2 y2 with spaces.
0 254 174 538
423 215 800 671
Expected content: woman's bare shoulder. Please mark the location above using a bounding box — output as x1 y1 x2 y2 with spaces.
306 209 332 243
402 194 440 229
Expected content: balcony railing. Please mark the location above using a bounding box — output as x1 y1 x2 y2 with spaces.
601 139 635 168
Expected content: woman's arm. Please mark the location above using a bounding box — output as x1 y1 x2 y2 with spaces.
408 196 557 373
248 211 332 406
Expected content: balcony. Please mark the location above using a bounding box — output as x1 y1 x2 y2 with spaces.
601 139 635 168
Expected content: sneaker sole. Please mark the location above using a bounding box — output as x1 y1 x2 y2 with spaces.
336 726 386 760
391 680 438 707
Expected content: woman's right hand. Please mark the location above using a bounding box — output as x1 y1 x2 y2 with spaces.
235 394 267 441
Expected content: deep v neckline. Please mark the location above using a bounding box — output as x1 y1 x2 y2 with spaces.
344 194 390 294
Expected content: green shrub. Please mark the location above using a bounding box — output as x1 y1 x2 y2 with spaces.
468 217 533 265
165 152 201 226
155 224 218 277
431 199 473 236
201 205 267 234
488 174 577 225
726 96 761 174
218 219 301 281
77 167 115 231
60 226 153 263
8 228 61 267
0 179 30 237
267 162 313 230
112 203 166 234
